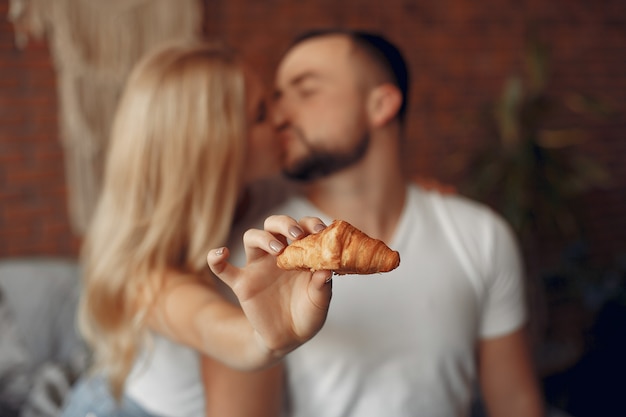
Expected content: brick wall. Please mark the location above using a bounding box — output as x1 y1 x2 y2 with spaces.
0 0 80 257
1 0 624 266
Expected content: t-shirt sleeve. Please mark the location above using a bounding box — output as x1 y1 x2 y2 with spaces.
479 212 527 339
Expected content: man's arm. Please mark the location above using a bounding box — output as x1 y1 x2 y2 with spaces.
478 327 545 417
201 355 284 417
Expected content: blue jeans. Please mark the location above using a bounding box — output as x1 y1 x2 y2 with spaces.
60 375 163 417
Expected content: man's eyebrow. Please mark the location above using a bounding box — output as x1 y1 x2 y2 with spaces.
273 71 321 100
290 71 321 87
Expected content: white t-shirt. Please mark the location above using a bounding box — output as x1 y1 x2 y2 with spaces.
230 184 526 417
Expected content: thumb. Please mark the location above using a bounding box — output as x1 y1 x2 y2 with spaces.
309 270 333 310
311 270 333 290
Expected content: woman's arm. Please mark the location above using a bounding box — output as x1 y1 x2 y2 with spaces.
146 215 332 370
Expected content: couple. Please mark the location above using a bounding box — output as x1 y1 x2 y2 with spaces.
61 29 544 417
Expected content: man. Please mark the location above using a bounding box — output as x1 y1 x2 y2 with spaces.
230 29 544 417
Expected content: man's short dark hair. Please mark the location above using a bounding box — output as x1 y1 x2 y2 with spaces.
291 29 410 122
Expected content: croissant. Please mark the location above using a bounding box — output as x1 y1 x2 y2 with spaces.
276 219 400 275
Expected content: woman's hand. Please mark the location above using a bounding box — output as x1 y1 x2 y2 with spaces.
207 215 332 358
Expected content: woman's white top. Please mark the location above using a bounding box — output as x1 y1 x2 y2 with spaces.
126 334 205 417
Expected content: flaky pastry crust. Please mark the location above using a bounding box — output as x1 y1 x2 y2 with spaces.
276 220 400 275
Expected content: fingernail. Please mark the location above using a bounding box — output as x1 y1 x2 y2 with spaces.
215 247 225 255
289 226 304 238
314 223 326 232
269 240 284 253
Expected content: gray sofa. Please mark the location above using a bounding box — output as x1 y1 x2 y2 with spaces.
0 258 88 417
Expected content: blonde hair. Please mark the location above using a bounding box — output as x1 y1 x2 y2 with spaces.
78 41 248 398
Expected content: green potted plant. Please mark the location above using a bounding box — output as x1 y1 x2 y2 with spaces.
458 34 615 378
460 36 611 246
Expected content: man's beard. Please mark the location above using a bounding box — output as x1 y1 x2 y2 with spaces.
283 131 370 182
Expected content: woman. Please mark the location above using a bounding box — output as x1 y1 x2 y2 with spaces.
61 41 331 417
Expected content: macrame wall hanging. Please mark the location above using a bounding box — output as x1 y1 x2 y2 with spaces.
8 0 204 234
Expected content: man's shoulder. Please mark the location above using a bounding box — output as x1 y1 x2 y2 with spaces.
408 184 512 236
409 183 493 218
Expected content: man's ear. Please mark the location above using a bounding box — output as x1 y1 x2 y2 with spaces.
367 83 402 128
